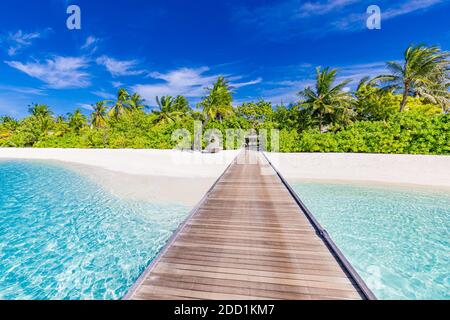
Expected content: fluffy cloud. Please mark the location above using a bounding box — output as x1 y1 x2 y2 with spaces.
5 30 41 56
96 55 145 77
81 36 100 53
5 56 91 89
383 0 443 20
91 90 116 100
336 62 388 83
112 81 124 88
132 67 217 103
77 103 94 111
0 85 46 96
234 0 444 38
132 67 261 104
232 77 263 88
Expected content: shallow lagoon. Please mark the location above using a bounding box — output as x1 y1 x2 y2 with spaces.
293 182 450 300
0 161 188 300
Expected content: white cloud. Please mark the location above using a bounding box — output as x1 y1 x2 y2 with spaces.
234 0 444 38
77 103 94 111
0 85 46 96
298 0 358 17
96 55 145 77
332 0 443 32
132 67 261 104
337 62 388 80
262 79 315 105
92 90 115 100
81 36 99 52
112 81 124 88
6 30 41 56
5 56 91 89
383 0 443 20
231 77 263 88
133 67 216 103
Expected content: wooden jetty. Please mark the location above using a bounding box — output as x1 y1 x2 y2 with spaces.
125 150 375 300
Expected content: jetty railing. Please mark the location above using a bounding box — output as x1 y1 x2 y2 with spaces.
261 151 377 300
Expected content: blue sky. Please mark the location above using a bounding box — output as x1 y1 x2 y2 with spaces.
0 0 449 117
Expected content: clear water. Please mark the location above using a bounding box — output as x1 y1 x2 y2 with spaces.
292 182 450 300
0 161 189 300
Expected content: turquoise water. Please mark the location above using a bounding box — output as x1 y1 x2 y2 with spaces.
292 182 450 300
0 161 188 300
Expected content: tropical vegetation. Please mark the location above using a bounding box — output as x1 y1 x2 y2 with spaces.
1 44 449 154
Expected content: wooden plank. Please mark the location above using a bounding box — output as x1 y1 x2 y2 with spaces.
169 244 340 264
153 262 357 291
148 273 361 300
126 150 364 300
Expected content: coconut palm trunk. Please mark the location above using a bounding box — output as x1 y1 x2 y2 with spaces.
399 82 410 112
319 112 323 132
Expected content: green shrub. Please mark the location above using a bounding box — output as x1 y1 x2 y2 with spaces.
294 113 449 155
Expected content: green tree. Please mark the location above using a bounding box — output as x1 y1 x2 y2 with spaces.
55 115 66 124
91 101 109 128
109 88 130 118
172 95 191 113
0 116 19 131
28 104 54 136
67 109 87 133
153 96 184 126
270 104 297 130
375 44 449 112
29 104 53 118
354 77 398 121
237 100 273 127
127 93 146 111
198 76 234 123
299 67 353 132
417 75 449 113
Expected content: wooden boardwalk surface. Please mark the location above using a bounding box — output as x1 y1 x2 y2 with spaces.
126 151 369 300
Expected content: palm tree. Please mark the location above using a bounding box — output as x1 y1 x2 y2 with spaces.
198 76 234 123
127 93 146 111
415 74 450 113
28 104 53 118
155 96 175 112
91 101 109 128
28 104 54 135
52 115 70 137
375 44 449 112
152 96 184 125
299 67 353 132
0 116 19 130
173 95 191 113
109 88 130 118
55 115 66 124
67 109 87 132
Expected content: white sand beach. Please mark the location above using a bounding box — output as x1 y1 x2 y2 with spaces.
265 152 450 190
1 149 449 205
0 148 239 206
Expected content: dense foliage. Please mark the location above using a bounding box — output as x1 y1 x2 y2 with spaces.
1 45 449 154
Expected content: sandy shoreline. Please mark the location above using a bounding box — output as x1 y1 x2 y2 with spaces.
0 148 239 206
1 149 449 205
265 152 450 190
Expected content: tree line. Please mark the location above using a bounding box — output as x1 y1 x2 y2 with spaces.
1 44 449 154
